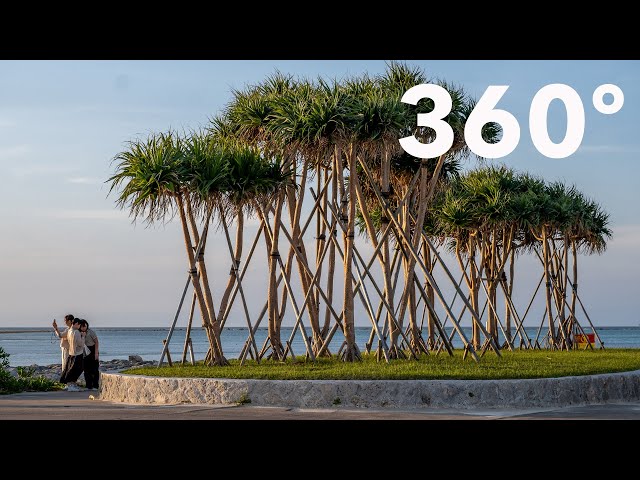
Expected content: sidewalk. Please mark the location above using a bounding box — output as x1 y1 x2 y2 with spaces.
2 390 640 419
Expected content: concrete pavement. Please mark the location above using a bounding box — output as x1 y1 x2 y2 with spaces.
2 390 640 419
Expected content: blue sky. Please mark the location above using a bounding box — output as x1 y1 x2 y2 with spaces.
0 60 638 328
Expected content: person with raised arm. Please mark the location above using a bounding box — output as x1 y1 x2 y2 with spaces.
59 318 85 391
52 314 74 371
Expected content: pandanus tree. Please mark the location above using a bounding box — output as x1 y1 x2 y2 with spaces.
436 168 545 350
434 167 610 351
212 136 294 346
214 63 504 362
566 194 610 347
109 64 611 364
350 62 501 358
220 75 299 360
299 78 350 349
523 181 611 349
108 131 228 365
221 74 367 360
347 71 415 359
265 79 335 357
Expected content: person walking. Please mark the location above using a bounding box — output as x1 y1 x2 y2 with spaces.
52 314 74 371
59 318 85 391
79 319 100 390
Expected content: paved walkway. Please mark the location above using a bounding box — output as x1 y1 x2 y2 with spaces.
2 390 640 419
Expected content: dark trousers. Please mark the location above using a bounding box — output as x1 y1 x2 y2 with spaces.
83 345 100 389
60 354 84 384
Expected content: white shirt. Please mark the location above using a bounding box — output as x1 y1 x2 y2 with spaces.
59 326 69 350
67 328 84 356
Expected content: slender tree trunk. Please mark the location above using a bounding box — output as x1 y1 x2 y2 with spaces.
315 166 327 344
322 152 338 341
217 209 244 325
405 158 433 355
407 273 423 354
487 227 498 343
504 248 515 344
286 159 322 354
264 192 285 360
562 234 573 342
277 240 295 326
176 195 227 365
570 239 578 334
424 242 436 349
541 228 557 349
379 148 396 357
185 197 218 332
390 201 411 357
341 144 360 361
469 235 481 349
553 240 567 348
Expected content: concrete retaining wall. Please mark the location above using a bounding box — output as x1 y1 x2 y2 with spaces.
99 369 640 409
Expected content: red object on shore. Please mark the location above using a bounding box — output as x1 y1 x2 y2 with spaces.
575 333 596 347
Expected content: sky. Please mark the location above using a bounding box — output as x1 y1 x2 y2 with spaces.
0 60 638 328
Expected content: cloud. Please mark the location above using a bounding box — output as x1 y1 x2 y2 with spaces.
50 209 130 220
67 176 103 185
10 164 74 177
609 224 640 248
578 144 640 154
0 144 31 158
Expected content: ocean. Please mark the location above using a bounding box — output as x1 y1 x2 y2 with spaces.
1 326 639 367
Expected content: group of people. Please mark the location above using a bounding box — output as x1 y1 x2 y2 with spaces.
52 314 100 392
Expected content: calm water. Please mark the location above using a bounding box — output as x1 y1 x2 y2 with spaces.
1 326 639 367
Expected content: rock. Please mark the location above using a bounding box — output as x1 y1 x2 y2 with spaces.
129 355 143 363
7 358 158 383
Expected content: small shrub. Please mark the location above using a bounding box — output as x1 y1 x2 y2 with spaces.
0 369 19 395
0 347 9 370
21 376 60 392
16 366 36 378
0 347 60 394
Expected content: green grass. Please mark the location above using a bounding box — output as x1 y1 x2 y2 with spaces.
122 349 640 380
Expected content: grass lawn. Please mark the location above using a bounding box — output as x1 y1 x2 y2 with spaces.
122 349 640 380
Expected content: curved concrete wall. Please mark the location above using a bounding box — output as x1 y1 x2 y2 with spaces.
99 370 640 409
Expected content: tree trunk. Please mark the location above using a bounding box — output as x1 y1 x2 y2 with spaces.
286 159 322 354
541 228 557 349
217 209 243 326
185 197 218 335
340 144 360 361
379 149 396 358
265 193 285 360
487 227 498 344
504 248 515 344
423 243 436 349
469 235 481 349
570 239 578 334
322 154 338 341
176 195 227 366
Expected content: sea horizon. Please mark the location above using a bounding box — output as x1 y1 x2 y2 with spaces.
2 326 640 368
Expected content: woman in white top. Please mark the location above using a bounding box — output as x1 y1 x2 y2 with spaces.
52 314 74 370
59 318 85 391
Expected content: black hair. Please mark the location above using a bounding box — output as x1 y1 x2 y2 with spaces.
72 318 82 325
64 314 75 322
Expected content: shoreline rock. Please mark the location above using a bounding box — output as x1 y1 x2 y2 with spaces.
7 358 158 383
